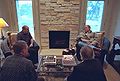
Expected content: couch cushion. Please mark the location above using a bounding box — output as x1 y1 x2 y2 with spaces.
94 31 105 48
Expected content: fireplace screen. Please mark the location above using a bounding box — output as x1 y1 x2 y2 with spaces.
49 31 70 49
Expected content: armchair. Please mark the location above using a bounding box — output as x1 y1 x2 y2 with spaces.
106 36 120 67
97 37 111 65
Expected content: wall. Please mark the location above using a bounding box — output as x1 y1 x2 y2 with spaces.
0 0 18 37
114 0 120 36
0 0 10 36
0 0 8 20
105 0 120 43
39 0 83 49
101 0 120 43
32 0 41 47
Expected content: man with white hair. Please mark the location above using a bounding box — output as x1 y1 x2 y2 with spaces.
67 46 107 81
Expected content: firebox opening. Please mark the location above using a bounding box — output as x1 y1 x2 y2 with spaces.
49 31 70 49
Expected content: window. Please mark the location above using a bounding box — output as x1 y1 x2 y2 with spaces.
86 0 104 32
16 0 34 38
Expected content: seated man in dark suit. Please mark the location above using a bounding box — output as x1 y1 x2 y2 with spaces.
0 40 37 81
67 46 107 81
17 25 39 64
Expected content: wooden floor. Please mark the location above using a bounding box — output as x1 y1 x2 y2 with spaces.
104 64 120 81
39 49 120 81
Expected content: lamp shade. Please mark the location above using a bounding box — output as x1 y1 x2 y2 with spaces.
0 18 9 29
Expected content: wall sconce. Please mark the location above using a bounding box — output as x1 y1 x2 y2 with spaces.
0 18 9 40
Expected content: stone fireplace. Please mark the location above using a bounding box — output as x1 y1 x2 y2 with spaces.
39 0 84 49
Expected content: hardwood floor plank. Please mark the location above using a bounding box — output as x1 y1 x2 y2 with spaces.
104 64 120 81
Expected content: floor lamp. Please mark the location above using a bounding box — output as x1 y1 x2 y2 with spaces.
0 18 9 67
0 18 9 40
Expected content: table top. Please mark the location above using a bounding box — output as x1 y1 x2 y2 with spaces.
42 55 77 66
38 55 76 77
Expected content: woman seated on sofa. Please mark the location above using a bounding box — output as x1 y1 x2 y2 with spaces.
1 32 16 58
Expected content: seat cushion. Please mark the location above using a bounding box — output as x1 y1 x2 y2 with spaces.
94 31 105 48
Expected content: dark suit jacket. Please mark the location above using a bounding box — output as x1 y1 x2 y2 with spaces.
0 54 37 81
67 59 107 81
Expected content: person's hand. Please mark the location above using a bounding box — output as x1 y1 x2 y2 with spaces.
29 43 33 47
